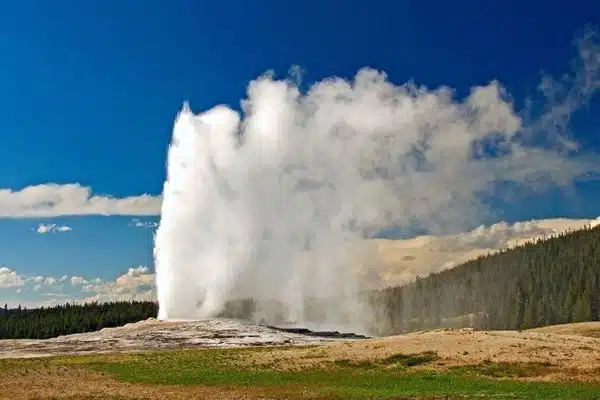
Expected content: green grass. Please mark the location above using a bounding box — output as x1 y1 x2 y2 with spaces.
450 360 556 378
381 350 440 366
332 350 439 369
55 347 600 400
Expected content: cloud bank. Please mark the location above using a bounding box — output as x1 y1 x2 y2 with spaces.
0 183 161 218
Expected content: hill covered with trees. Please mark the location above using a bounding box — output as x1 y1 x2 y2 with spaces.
368 224 600 335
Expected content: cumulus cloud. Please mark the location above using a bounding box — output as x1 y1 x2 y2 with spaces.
39 292 71 298
43 275 69 285
437 220 553 252
0 183 161 218
29 276 45 284
70 276 88 285
35 223 72 234
22 275 69 293
130 218 158 229
0 271 72 295
0 266 24 288
80 266 155 303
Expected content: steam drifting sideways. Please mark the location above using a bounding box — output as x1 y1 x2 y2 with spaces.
155 31 600 332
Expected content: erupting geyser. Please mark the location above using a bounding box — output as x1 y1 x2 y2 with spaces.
154 33 600 331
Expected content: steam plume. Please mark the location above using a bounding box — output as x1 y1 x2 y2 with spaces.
154 31 600 331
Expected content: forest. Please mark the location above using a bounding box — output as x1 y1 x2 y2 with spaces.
368 224 600 334
0 301 157 339
1 224 598 339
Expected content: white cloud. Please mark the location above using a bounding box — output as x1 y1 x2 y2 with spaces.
130 218 158 229
43 276 59 285
36 223 72 234
122 266 151 278
40 292 71 298
44 275 69 286
70 276 88 285
0 183 161 218
0 266 24 288
80 266 155 303
0 272 71 294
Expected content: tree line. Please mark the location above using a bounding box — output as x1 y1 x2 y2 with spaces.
0 301 157 339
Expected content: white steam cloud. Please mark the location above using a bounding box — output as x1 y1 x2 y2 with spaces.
154 31 600 332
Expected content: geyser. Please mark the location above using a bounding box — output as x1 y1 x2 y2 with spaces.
155 32 600 331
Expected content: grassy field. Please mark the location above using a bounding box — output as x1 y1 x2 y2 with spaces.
1 346 600 399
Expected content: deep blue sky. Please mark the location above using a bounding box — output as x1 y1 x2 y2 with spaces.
0 0 599 305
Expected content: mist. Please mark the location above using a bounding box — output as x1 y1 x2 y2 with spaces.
154 31 600 334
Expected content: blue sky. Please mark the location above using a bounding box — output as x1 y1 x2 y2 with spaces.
0 0 599 307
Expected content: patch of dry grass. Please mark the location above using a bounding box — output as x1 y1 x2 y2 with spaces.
239 328 600 383
527 321 600 338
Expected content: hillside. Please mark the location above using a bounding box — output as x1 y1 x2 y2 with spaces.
527 321 600 338
369 224 600 335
